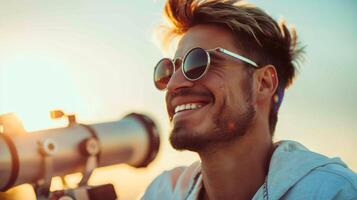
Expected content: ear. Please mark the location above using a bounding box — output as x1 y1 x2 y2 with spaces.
255 65 278 103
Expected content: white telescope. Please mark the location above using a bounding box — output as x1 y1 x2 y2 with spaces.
0 111 160 198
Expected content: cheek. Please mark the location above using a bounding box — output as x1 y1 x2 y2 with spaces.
225 80 249 112
200 71 247 110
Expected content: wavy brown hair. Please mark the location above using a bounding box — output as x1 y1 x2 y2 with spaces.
157 0 304 135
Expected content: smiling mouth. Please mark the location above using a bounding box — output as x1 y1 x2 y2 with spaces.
173 102 208 118
168 89 214 120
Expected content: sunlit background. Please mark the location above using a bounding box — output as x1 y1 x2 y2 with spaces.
0 0 356 199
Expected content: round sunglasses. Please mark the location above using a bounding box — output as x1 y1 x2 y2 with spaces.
153 47 259 90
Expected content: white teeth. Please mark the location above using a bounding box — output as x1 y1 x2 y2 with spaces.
174 103 203 114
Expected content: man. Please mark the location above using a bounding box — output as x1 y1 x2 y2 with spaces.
143 0 357 199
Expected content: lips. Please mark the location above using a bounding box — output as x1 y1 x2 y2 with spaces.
172 101 210 120
174 103 205 113
168 97 212 120
166 87 214 121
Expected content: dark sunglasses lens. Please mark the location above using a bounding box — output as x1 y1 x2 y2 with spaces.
154 58 174 90
183 48 208 80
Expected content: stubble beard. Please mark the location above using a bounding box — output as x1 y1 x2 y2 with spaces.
169 73 255 152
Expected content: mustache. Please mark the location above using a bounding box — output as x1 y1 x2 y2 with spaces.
166 87 213 103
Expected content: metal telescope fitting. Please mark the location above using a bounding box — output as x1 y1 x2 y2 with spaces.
0 111 160 199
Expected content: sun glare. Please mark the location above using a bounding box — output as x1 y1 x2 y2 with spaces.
0 55 85 132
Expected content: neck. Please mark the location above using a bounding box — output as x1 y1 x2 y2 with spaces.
198 126 273 200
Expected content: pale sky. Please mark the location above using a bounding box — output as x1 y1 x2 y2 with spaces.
0 0 356 199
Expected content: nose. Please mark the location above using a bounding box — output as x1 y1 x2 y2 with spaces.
166 66 194 92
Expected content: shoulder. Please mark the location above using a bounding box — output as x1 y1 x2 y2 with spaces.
141 161 201 200
284 163 357 199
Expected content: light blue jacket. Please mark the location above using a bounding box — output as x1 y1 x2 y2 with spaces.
142 140 357 200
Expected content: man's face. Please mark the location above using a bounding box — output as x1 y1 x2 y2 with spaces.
165 25 256 151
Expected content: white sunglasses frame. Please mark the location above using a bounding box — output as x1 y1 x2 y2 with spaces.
154 47 259 90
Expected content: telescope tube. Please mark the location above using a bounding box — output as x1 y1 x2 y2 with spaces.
0 113 160 191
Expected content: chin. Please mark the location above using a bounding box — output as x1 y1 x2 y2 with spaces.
169 105 256 152
169 120 206 151
168 119 230 152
